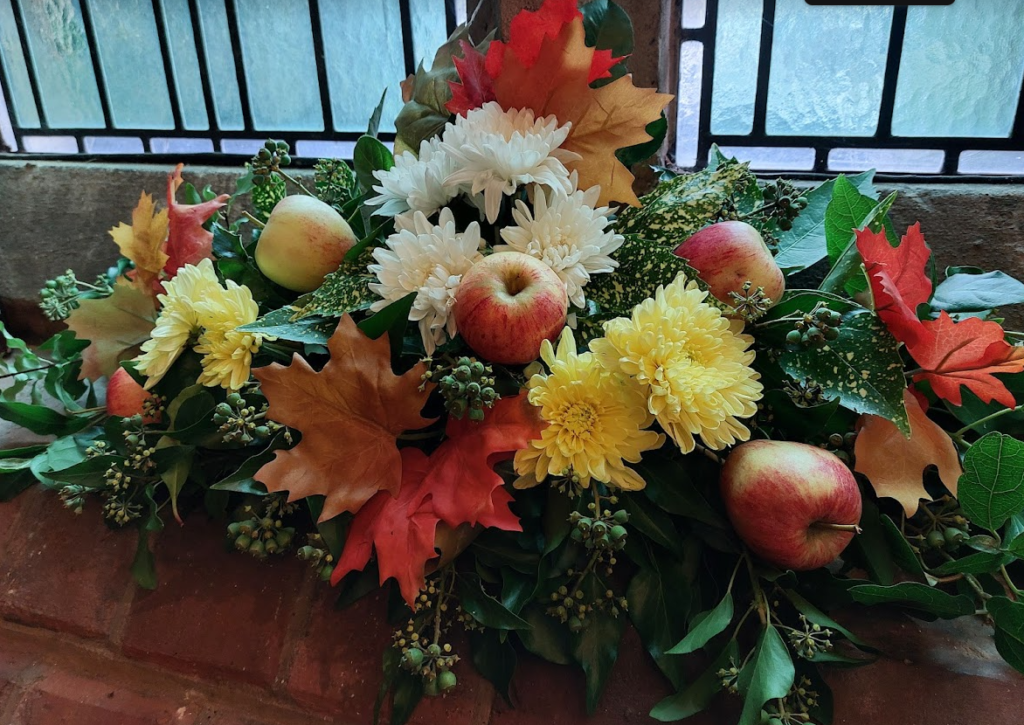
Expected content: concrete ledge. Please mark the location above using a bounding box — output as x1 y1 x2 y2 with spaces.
1 160 1022 341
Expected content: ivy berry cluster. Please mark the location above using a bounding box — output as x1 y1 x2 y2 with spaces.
785 305 844 349
424 356 499 421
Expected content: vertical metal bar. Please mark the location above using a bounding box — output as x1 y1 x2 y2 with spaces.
76 0 114 128
11 0 48 128
875 6 907 139
750 0 776 137
307 0 335 134
223 0 254 132
151 0 184 139
695 0 719 168
187 0 219 132
445 0 458 37
660 0 681 160
398 0 417 78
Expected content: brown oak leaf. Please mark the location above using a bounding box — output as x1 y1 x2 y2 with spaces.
854 389 962 517
253 315 435 521
109 191 169 293
66 279 158 381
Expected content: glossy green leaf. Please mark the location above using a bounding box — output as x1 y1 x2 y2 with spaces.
0 401 91 437
824 175 880 264
471 630 517 703
628 553 692 687
650 640 738 722
572 581 627 714
929 551 1008 576
737 625 795 725
153 441 195 524
931 271 1024 314
958 432 1024 532
457 576 531 630
353 135 394 193
238 306 339 345
987 597 1024 674
667 591 733 655
518 605 573 665
849 582 974 618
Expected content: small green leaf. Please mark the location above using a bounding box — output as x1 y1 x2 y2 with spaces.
131 530 158 590
353 135 394 193
153 441 195 524
929 551 1008 576
572 580 627 714
783 590 874 650
824 175 879 264
366 88 388 138
879 513 925 577
471 630 517 703
44 455 121 487
635 455 730 529
581 0 634 57
987 597 1024 674
958 432 1024 532
0 401 91 437
628 553 693 687
650 640 738 722
457 576 531 630
358 292 416 341
238 306 339 345
849 582 974 618
619 493 684 557
737 625 795 725
667 591 733 655
518 605 573 665
931 270 1024 314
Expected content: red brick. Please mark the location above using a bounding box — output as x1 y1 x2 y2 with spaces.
0 486 40 559
0 492 134 638
121 515 307 687
285 588 394 717
11 671 199 725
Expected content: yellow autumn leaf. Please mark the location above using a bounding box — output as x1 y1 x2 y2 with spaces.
66 279 158 381
109 191 169 292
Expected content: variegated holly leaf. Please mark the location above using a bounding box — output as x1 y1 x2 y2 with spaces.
293 267 376 319
615 159 756 244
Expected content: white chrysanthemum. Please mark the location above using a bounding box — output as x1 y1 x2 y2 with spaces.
368 208 483 354
441 102 580 224
366 136 460 218
495 179 623 308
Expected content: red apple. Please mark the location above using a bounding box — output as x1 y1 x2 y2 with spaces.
453 252 568 365
254 195 357 292
720 440 861 570
674 221 785 306
106 367 161 423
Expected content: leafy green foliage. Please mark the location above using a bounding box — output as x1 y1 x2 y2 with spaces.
650 641 738 722
931 269 1024 315
571 578 627 714
353 135 395 194
988 597 1024 674
667 591 733 655
849 582 975 618
627 550 693 688
959 432 1024 532
737 625 795 725
457 576 531 630
238 306 338 345
0 402 92 437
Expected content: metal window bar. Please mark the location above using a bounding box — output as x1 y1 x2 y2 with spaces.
0 0 463 162
680 0 1024 183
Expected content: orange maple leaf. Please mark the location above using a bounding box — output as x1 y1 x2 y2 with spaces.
109 191 169 293
66 279 157 380
165 164 229 277
854 389 962 517
908 312 1024 408
253 315 435 521
490 17 672 207
856 223 932 346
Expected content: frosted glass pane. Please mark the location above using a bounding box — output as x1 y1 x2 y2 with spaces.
766 0 891 136
714 146 815 171
410 0 449 69
159 0 209 130
959 151 1024 175
675 40 702 167
236 0 322 131
682 0 706 30
319 0 405 133
892 0 1024 138
0 0 39 127
0 78 15 148
710 0 760 135
295 139 356 159
195 0 244 130
88 0 174 129
16 0 104 128
150 137 214 153
22 135 78 152
828 148 944 174
220 138 264 154
84 135 144 153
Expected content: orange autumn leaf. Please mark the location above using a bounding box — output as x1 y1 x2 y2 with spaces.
66 279 157 380
854 389 962 517
253 315 435 521
491 17 672 207
164 164 229 277
908 312 1024 408
856 223 932 347
109 191 169 293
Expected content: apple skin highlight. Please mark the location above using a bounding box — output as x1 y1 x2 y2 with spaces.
454 252 568 365
720 440 862 571
674 220 785 305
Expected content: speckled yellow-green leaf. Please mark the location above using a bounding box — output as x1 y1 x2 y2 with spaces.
615 160 756 245
777 310 910 435
251 175 286 218
294 269 376 319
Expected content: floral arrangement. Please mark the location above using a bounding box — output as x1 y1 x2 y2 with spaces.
3 1 1024 723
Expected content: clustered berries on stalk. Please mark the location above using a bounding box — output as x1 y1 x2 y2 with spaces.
785 304 844 349
729 281 774 323
422 356 499 421
783 377 828 408
761 179 809 232
226 494 297 559
249 139 291 216
296 533 336 581
39 269 113 321
213 391 288 446
906 496 970 554
393 569 461 697
313 158 358 207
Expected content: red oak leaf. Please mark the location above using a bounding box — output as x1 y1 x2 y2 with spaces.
331 448 440 606
908 312 1024 407
447 40 496 116
164 164 229 278
856 223 932 346
423 393 543 529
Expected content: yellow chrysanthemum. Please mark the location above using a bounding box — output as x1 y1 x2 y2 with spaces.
514 328 665 492
194 282 267 390
591 274 762 453
135 259 222 389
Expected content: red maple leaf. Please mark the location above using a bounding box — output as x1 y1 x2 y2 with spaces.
908 312 1024 407
423 393 543 529
164 164 229 278
330 394 542 605
856 223 932 346
331 448 440 605
447 40 495 116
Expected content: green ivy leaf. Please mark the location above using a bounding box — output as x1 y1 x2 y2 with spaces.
773 170 876 273
0 401 91 437
634 455 729 529
650 640 738 722
879 513 925 577
931 270 1024 314
617 116 667 167
457 576 531 630
572 578 627 714
471 630 517 703
518 605 573 665
667 591 733 655
237 307 339 345
627 552 693 688
152 441 195 524
783 590 874 650
849 582 974 618
987 597 1024 674
582 0 634 57
358 292 416 348
947 377 1024 438
824 175 880 264
928 551 1009 576
958 433 1024 532
819 190 897 296
619 493 684 557
353 135 394 193
737 625 795 725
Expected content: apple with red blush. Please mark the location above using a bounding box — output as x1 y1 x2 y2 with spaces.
106 367 162 424
674 221 785 307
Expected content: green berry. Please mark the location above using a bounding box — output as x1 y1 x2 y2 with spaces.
234 534 252 551
227 521 243 537
824 327 840 341
215 402 233 416
568 616 583 632
428 643 442 656
591 521 608 537
264 538 279 555
253 425 270 438
319 564 333 581
248 539 266 557
227 393 244 406
786 329 803 345
402 648 424 669
423 677 441 697
470 361 485 376
454 366 471 382
944 527 966 546
927 530 946 550
613 509 629 525
610 525 627 541
438 670 457 691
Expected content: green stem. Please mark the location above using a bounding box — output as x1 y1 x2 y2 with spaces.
1000 565 1022 599
964 573 993 601
953 405 1024 438
242 210 265 229
278 170 315 196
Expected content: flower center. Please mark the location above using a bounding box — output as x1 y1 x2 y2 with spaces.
560 401 599 437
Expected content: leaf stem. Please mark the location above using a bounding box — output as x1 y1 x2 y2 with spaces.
278 170 315 196
241 210 265 229
953 405 1024 438
999 565 1022 600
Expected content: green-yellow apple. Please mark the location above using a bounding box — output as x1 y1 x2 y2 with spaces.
720 440 861 570
106 367 161 423
674 221 785 305
254 195 356 292
453 252 568 365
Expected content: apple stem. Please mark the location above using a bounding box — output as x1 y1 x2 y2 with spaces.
812 522 862 534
